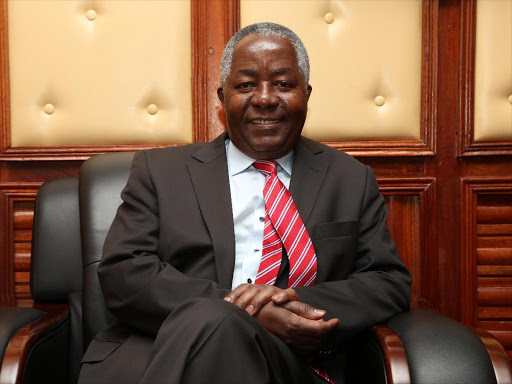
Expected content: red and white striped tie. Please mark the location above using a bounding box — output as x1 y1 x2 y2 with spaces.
252 160 317 288
252 160 333 384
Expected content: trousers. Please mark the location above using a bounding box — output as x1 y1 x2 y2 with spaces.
79 298 324 384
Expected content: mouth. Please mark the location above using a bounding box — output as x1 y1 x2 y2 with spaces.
248 119 283 125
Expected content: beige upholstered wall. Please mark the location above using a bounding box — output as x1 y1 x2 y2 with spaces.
474 0 512 142
241 0 423 141
8 0 192 147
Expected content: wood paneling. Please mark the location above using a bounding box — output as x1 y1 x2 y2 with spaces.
379 178 437 309
461 178 512 357
193 0 239 143
0 184 39 306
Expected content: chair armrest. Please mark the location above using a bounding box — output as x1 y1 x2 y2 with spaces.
0 304 69 384
385 308 498 384
371 324 411 384
0 308 45 367
473 328 512 384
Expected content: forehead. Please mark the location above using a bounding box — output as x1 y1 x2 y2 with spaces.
231 35 298 70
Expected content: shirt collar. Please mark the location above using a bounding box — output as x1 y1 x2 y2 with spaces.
225 139 293 177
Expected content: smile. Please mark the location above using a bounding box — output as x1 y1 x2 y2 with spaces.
250 119 281 125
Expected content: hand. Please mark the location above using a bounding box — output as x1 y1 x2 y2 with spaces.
224 284 298 316
255 301 340 356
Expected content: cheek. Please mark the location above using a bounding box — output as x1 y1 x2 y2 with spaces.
284 95 308 115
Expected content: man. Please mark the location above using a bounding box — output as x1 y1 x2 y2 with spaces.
79 22 411 384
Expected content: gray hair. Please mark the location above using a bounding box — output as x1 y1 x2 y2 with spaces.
220 22 310 88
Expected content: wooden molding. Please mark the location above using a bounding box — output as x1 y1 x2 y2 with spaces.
192 0 208 144
0 303 68 384
371 325 411 384
460 177 512 325
203 0 239 143
378 177 438 311
0 0 11 159
458 0 512 157
0 144 179 162
473 327 512 384
0 183 40 306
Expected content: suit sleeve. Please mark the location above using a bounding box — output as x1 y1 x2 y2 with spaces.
294 165 412 346
98 151 230 336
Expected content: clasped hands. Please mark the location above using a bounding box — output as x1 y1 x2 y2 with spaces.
224 284 340 356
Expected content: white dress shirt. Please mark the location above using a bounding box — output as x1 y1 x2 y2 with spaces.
225 139 293 290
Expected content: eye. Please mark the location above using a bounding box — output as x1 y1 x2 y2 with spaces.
276 81 292 89
236 82 254 91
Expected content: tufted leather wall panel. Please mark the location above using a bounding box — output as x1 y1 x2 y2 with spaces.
474 0 512 142
241 0 422 141
8 0 192 147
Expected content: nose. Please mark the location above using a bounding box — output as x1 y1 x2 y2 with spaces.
251 83 278 108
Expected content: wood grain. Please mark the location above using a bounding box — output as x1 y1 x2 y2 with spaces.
379 178 437 310
461 177 512 359
0 184 39 306
371 325 411 384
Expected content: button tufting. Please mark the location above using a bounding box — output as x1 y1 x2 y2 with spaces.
374 96 386 107
43 104 55 115
508 95 512 105
86 10 97 21
324 13 335 24
147 104 158 115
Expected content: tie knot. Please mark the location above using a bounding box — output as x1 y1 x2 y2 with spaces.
253 160 277 177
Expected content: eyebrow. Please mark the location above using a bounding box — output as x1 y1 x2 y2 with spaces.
273 68 292 75
237 69 258 77
236 68 293 77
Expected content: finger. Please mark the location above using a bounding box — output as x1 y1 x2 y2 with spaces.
282 301 326 320
233 286 261 312
223 283 252 303
290 316 340 340
243 286 281 316
271 288 298 304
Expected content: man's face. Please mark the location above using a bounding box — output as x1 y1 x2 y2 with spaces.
218 35 312 160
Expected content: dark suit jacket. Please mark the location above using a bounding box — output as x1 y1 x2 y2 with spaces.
97 132 411 380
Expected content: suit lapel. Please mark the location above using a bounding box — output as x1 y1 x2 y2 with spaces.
289 138 329 224
187 133 235 290
276 137 329 283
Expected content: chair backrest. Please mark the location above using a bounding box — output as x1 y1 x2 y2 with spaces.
31 177 83 383
79 152 134 350
31 178 82 302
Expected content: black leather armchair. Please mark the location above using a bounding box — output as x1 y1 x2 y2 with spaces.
1 152 510 384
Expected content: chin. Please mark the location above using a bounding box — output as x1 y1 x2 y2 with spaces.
250 145 289 160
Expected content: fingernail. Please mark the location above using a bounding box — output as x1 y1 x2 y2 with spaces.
314 309 325 315
224 297 232 302
246 305 254 315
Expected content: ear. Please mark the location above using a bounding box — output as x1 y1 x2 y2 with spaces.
306 85 312 100
217 87 225 104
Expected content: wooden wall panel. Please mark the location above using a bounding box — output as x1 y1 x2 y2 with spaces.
13 200 33 306
380 178 437 310
0 183 39 306
461 178 512 359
